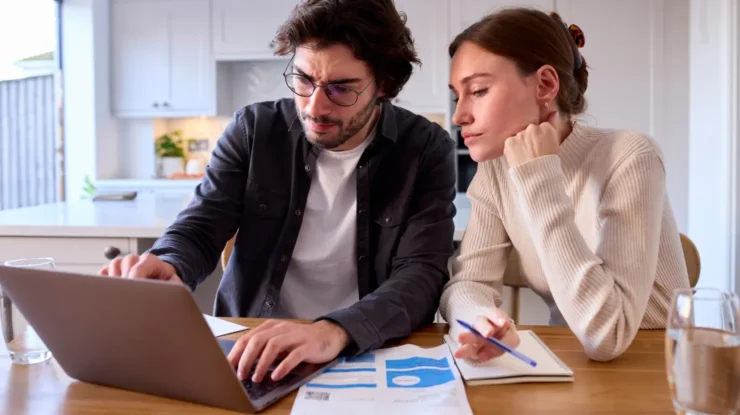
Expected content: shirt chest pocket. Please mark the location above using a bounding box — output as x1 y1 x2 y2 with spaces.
374 210 402 228
243 183 290 219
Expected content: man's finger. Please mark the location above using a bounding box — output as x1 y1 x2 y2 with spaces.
128 262 154 279
252 335 293 383
106 259 122 277
120 255 139 278
227 335 250 368
227 321 276 367
272 345 308 381
237 332 271 380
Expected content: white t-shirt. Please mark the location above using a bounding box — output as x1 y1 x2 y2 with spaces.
272 130 375 319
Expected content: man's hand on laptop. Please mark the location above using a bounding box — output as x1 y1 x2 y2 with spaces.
227 319 350 383
99 253 182 283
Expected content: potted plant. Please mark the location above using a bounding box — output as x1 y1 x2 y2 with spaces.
155 131 186 178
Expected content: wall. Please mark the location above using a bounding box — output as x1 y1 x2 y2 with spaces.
61 0 118 200
688 0 736 292
663 0 690 233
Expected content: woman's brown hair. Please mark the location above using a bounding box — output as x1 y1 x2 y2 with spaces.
449 8 589 116
273 0 419 102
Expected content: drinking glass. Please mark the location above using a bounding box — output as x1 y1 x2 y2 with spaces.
0 258 54 364
666 287 740 415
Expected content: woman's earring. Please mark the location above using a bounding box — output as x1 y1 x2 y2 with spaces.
544 102 549 110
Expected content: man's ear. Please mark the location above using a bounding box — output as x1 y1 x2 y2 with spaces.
535 65 560 104
376 82 386 98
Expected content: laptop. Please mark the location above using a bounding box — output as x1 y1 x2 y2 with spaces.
0 265 338 413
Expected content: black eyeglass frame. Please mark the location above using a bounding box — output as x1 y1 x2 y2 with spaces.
282 56 375 107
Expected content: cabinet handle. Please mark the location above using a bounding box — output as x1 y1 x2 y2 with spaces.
162 101 170 108
104 246 121 260
153 102 160 108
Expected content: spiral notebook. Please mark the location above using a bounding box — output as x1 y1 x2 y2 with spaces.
443 330 574 385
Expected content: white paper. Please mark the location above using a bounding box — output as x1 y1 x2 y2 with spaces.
290 343 473 415
202 314 249 337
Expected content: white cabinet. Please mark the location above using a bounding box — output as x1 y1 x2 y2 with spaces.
211 0 300 60
392 0 450 113
450 0 555 35
0 237 134 275
557 0 666 136
110 0 214 118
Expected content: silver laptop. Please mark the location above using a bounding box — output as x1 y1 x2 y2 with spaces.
0 265 337 413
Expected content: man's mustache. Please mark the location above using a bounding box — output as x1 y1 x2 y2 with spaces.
302 114 342 126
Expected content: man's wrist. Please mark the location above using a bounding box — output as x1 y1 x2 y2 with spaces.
316 319 350 349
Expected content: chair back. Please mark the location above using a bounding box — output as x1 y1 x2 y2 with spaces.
680 233 701 288
502 233 701 321
221 235 237 271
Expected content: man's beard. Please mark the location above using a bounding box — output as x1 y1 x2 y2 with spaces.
299 93 379 150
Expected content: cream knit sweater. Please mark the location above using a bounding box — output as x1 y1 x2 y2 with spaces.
439 123 690 361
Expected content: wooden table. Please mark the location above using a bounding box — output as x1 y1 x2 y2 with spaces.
0 318 674 414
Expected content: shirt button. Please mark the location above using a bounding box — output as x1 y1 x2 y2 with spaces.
280 255 288 262
259 204 267 211
358 209 365 215
295 209 302 216
358 255 366 262
304 164 311 172
358 163 366 169
265 300 274 308
384 216 392 223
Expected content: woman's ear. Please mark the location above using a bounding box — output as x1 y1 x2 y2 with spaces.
535 64 560 104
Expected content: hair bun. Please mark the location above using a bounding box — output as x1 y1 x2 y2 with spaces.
568 24 585 48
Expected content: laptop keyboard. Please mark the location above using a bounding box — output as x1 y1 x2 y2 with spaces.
242 361 300 400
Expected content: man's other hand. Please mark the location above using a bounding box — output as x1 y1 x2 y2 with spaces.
99 253 181 283
227 319 350 382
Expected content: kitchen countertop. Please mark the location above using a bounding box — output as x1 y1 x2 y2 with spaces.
0 192 471 241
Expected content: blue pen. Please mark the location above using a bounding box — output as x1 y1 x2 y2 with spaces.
456 319 537 367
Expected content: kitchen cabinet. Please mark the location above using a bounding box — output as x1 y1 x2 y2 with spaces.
557 0 667 135
211 0 300 60
0 237 134 275
450 0 555 35
110 0 214 118
392 0 450 113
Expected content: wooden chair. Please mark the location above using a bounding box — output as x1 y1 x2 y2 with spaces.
504 233 701 323
221 234 237 271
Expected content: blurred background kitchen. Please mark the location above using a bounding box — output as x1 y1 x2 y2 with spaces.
0 0 737 323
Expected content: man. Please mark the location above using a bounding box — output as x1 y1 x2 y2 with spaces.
100 0 456 385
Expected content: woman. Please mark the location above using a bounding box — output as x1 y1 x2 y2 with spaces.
441 8 690 362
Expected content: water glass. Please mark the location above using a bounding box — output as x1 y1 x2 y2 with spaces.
666 287 740 415
0 257 54 364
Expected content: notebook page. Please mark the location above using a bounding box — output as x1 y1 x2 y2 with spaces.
444 331 572 380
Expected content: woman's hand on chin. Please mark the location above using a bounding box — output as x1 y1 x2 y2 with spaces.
503 111 561 168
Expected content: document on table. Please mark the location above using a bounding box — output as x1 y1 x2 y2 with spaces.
202 314 248 337
290 343 473 415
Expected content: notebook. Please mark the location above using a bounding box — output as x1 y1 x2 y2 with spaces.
443 330 574 385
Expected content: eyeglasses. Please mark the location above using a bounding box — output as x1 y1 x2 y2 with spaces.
283 59 375 107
